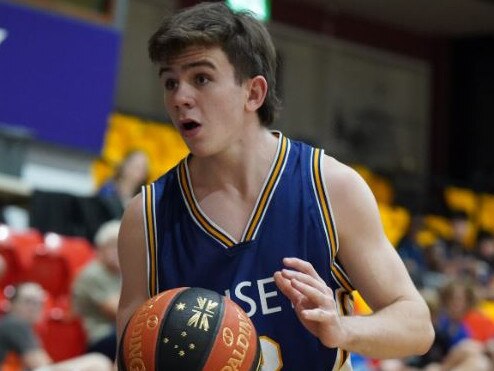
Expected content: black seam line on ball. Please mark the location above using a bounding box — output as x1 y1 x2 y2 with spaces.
157 287 223 370
155 288 188 370
197 290 225 370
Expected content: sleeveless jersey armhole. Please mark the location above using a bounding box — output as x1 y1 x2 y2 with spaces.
142 184 159 297
310 148 354 293
311 149 355 370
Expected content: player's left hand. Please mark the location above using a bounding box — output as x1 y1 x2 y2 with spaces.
274 257 347 349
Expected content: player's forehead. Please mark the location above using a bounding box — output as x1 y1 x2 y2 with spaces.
160 45 231 74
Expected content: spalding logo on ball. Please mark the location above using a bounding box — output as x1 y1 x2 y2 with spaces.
119 287 262 370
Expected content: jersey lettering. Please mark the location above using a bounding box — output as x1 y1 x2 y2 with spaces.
257 277 282 315
225 277 282 317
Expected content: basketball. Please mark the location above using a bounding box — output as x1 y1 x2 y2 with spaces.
118 287 262 371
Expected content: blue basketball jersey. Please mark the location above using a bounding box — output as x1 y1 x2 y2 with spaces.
143 132 355 370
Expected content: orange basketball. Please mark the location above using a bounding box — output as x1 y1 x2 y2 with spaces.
118 287 262 371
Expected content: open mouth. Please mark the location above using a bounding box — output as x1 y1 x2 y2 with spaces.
181 120 200 131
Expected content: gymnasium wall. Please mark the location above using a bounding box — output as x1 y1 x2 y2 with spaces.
449 37 494 190
2 0 494 208
0 0 121 153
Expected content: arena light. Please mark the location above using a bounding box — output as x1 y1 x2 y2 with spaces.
226 0 271 22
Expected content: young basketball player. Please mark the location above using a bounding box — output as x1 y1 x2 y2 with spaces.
116 3 434 369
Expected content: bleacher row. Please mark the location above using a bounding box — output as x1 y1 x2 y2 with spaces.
0 224 96 362
355 163 494 248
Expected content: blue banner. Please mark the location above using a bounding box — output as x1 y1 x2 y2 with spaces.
0 1 121 153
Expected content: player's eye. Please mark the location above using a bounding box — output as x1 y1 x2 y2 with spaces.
195 74 210 86
164 79 178 91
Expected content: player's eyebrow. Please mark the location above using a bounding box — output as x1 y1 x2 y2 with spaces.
158 60 217 77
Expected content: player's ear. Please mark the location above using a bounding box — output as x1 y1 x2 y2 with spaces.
245 75 268 113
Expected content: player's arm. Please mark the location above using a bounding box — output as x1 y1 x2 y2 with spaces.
116 193 150 343
275 157 434 359
326 158 434 357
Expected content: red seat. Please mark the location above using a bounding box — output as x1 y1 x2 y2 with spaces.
0 246 23 288
9 229 43 254
54 235 96 276
0 226 42 288
28 233 95 301
29 253 72 300
36 310 87 362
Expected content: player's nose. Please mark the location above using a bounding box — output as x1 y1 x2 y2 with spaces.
172 83 195 109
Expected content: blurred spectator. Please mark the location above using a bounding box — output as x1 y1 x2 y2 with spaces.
72 220 121 361
0 282 112 370
438 280 492 344
98 150 149 217
448 210 471 257
410 280 494 370
475 230 494 269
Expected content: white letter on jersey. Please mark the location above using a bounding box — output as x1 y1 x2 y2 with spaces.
257 277 282 315
235 281 257 317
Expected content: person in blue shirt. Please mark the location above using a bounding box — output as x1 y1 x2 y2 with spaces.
116 3 434 370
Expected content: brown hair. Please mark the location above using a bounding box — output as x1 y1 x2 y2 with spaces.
440 279 478 310
148 2 281 126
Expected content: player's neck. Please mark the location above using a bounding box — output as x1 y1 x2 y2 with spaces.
189 127 278 197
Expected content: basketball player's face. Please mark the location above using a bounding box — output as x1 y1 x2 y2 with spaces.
160 45 251 157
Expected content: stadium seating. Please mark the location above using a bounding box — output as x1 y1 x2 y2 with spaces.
28 233 95 302
35 301 87 362
0 225 42 288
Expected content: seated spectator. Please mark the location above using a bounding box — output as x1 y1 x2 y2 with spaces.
98 150 149 217
475 230 494 269
0 282 112 370
448 210 471 258
72 220 121 361
412 280 493 370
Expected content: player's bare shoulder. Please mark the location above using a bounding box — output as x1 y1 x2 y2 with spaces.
118 192 148 295
322 155 371 203
321 155 381 243
119 192 146 253
122 193 144 224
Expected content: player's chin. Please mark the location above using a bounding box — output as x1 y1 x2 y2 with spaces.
185 142 216 158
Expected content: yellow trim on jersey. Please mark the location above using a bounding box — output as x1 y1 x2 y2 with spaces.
312 148 338 261
312 148 355 293
144 184 158 297
178 161 236 247
334 289 353 370
332 260 354 292
244 135 288 240
178 133 289 248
